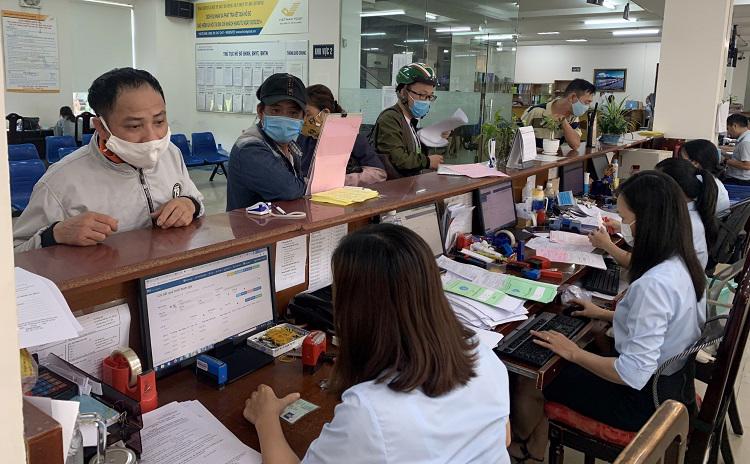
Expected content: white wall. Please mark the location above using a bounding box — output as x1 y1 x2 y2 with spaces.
1 0 133 128
136 0 342 151
0 12 28 460
732 58 750 107
514 42 661 102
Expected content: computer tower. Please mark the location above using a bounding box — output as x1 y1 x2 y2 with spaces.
165 0 194 19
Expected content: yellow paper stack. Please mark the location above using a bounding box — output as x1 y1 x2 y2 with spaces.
310 186 380 206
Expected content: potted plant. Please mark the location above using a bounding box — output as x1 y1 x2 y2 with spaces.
598 97 634 145
541 115 561 154
480 111 517 169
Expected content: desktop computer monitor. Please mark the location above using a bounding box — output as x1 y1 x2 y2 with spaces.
592 155 610 180
560 163 584 195
475 181 516 234
140 247 276 379
21 117 40 131
381 203 444 257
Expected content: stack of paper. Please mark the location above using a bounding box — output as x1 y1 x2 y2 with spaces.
526 235 606 270
310 186 379 206
437 256 558 304
141 401 261 464
442 273 527 330
442 201 474 252
438 163 508 178
15 267 83 349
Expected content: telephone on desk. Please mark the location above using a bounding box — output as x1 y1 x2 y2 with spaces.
288 285 334 333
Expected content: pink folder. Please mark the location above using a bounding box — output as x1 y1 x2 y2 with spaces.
307 114 363 195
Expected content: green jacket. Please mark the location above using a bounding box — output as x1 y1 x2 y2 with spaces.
373 104 429 177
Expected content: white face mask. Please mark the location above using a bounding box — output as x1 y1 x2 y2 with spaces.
621 220 635 247
98 117 170 170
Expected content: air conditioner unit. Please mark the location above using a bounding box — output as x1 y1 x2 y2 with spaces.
19 0 42 8
165 0 194 19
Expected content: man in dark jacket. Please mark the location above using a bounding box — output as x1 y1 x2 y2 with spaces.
372 63 445 177
226 73 308 211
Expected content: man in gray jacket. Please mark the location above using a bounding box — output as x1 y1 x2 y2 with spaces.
13 68 204 252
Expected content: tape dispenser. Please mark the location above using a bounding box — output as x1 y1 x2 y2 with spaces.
102 348 158 413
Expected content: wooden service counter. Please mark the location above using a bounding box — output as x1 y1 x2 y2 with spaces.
15 134 656 457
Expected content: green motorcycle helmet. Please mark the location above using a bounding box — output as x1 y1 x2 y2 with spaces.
396 63 437 88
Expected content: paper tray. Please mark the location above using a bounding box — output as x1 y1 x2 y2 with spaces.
247 323 308 357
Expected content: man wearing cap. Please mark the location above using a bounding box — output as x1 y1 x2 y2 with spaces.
226 73 308 211
372 63 445 177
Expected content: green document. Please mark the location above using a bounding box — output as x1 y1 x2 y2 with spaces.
444 280 508 307
500 276 557 304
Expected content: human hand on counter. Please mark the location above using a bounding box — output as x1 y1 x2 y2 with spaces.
151 197 196 229
53 212 119 246
243 384 300 425
428 154 444 169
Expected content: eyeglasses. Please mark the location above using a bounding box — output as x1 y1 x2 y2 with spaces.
407 88 437 102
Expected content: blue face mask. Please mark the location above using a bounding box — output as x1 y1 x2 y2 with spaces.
411 100 431 119
262 115 303 143
572 99 589 117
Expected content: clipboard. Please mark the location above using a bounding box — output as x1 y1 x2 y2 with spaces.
506 126 537 169
305 113 363 195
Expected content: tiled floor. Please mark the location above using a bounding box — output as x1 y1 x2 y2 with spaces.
190 165 228 215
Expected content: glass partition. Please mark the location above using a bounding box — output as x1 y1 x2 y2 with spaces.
340 1 519 163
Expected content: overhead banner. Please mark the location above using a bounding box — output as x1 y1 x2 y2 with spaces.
196 0 308 38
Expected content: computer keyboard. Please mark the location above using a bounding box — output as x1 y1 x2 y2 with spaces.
494 312 586 367
582 259 621 296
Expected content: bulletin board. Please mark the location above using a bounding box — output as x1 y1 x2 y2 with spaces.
195 40 308 114
2 10 60 92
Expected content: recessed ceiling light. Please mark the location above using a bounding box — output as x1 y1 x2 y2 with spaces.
360 9 405 17
584 17 637 25
496 47 503 51
404 39 427 43
566 39 588 42
512 47 517 51
362 48 380 51
360 32 386 36
612 28 660 36
425 12 438 20
602 0 617 9
456 54 477 57
443 49 449 53
474 34 515 41
435 26 471 33
537 32 560 35
451 30 481 36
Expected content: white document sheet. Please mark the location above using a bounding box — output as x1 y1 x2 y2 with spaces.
418 108 468 147
141 401 261 464
29 303 130 379
473 327 504 349
549 231 595 252
274 235 308 291
534 248 607 270
15 267 82 349
308 224 348 292
242 67 253 86
232 67 242 86
25 397 79 460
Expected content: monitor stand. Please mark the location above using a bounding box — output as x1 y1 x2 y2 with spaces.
212 341 274 383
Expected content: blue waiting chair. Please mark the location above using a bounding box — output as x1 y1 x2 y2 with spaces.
10 160 46 212
82 133 94 146
45 135 77 163
8 143 40 161
171 134 205 167
57 147 78 161
192 132 229 181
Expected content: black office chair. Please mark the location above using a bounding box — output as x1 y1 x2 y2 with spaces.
75 111 96 144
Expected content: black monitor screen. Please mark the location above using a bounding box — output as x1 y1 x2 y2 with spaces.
561 163 584 195
477 181 516 234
